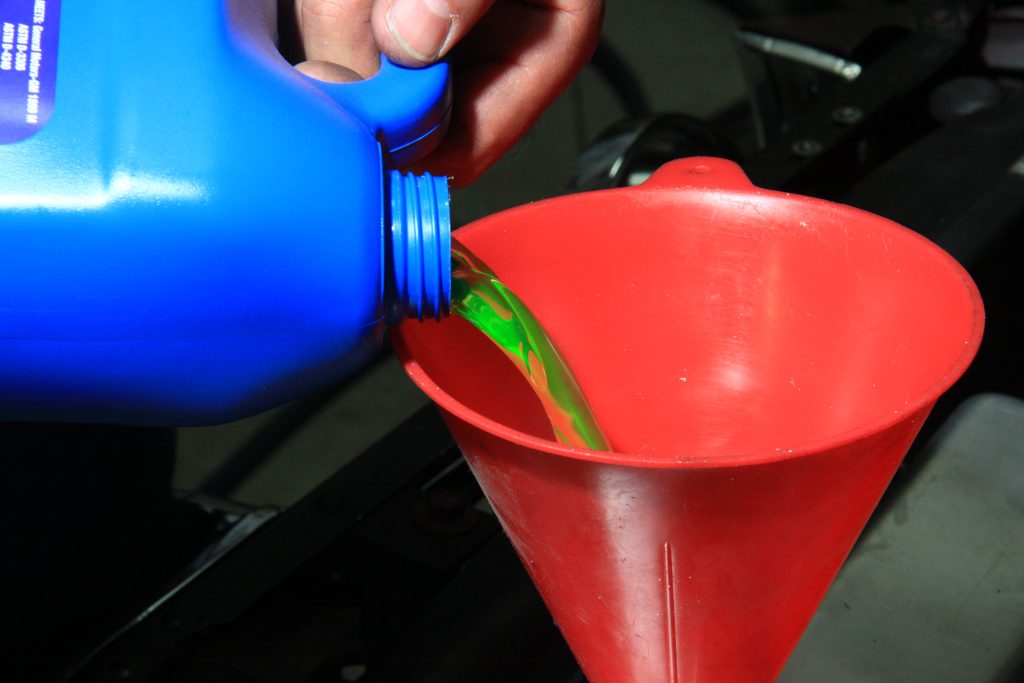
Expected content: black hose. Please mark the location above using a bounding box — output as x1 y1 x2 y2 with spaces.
588 38 653 118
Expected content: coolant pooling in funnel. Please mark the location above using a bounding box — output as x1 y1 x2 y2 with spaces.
450 240 610 451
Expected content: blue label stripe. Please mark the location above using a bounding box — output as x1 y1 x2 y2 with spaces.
0 0 60 144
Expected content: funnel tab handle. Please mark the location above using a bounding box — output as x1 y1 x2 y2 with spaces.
642 157 756 192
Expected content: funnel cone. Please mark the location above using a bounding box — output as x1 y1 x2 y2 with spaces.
393 158 983 682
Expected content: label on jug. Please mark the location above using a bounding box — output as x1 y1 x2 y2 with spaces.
0 0 59 144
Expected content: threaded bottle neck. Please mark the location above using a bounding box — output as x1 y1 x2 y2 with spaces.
384 170 451 324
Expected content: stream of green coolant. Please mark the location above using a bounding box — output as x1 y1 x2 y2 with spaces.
450 240 610 451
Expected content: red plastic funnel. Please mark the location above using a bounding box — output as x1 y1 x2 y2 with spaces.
392 158 983 682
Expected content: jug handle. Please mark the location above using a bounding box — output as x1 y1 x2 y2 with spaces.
305 57 453 168
642 157 757 192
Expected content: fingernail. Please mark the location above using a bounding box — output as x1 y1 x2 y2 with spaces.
386 0 454 62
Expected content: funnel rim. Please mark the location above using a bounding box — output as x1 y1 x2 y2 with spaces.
394 181 985 469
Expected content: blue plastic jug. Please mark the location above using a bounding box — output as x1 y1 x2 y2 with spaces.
0 0 452 424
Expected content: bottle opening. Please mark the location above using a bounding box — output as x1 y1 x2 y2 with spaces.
385 170 451 323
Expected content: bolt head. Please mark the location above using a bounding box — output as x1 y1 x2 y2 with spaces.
832 106 864 125
791 138 823 158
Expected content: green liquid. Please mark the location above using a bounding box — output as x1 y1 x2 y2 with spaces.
450 240 610 451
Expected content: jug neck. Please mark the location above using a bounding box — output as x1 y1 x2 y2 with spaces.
385 170 451 323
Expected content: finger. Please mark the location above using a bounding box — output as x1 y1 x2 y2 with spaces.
371 0 496 67
294 0 380 77
410 0 604 185
294 60 365 83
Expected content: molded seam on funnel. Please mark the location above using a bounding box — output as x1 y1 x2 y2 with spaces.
663 541 680 683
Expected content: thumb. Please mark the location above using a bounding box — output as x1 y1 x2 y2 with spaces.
372 0 495 66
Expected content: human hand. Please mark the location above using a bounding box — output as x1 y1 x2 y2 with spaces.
288 0 605 186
